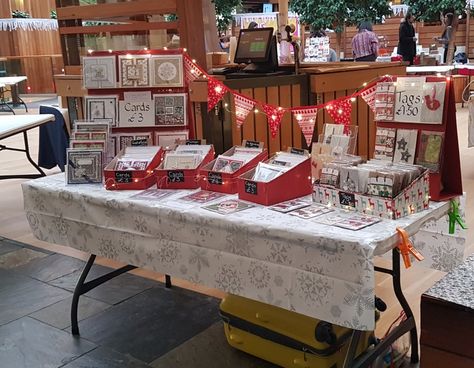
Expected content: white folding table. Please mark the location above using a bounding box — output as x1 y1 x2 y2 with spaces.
0 114 55 179
0 76 28 114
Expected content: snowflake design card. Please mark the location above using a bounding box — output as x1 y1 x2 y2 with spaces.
153 93 187 127
204 199 254 215
119 55 150 87
83 56 116 89
85 95 118 127
66 149 103 184
393 129 418 164
151 54 184 87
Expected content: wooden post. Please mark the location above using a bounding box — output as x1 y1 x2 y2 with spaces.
466 1 471 59
278 0 288 36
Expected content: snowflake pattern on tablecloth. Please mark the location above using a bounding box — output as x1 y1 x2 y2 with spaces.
343 283 373 317
215 264 243 294
157 242 180 264
248 262 271 289
430 241 464 272
189 248 210 272
296 272 331 306
99 238 118 259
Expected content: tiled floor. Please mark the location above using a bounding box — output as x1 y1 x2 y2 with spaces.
0 236 278 368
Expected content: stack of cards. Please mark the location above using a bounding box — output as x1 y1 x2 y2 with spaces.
252 152 308 183
113 146 160 171
163 144 212 170
212 146 263 174
178 190 225 204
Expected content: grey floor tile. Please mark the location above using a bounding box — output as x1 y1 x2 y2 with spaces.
0 241 20 256
15 253 85 282
0 238 53 255
0 269 71 325
62 346 151 368
78 286 220 363
151 322 277 368
49 264 157 305
0 247 48 269
0 317 96 368
30 296 111 330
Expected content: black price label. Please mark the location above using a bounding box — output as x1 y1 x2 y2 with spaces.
186 139 201 145
245 140 260 148
208 172 223 185
130 138 148 146
115 171 133 183
168 170 185 182
339 191 356 207
244 180 258 195
290 148 305 155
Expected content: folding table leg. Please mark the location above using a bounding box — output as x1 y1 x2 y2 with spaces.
23 131 45 177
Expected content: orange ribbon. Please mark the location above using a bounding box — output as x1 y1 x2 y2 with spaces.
396 228 424 269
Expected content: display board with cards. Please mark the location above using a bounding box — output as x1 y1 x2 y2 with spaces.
104 146 164 190
200 141 268 194
237 149 313 206
155 142 215 189
82 49 191 161
374 76 462 201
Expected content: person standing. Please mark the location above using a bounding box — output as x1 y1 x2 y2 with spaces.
398 13 416 65
436 13 455 64
351 21 379 61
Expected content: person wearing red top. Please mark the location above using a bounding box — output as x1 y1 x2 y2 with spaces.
351 21 379 61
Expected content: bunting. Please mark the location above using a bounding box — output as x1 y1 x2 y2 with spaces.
360 84 377 113
207 78 229 112
263 104 286 138
291 107 318 147
234 93 256 128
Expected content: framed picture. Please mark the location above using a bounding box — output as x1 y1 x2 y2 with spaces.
118 55 150 87
153 93 187 127
151 54 184 87
154 130 189 148
66 149 103 184
85 95 118 127
112 132 153 152
82 56 116 89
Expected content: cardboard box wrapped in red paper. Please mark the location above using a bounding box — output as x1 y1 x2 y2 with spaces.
237 151 313 206
200 142 268 194
104 146 164 190
155 145 215 189
313 170 430 220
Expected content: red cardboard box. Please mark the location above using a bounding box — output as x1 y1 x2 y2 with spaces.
155 146 215 189
237 156 312 206
104 146 164 190
200 146 268 194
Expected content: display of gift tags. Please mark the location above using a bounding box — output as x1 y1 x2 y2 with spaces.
252 152 307 183
163 144 212 170
374 128 396 161
375 81 396 121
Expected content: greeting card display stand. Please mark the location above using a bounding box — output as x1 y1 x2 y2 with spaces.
237 156 312 206
104 147 164 190
376 76 462 201
155 147 215 189
200 143 268 194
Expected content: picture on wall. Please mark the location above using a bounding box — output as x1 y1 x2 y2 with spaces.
153 93 187 127
119 55 150 87
85 95 119 127
154 130 189 148
82 56 116 89
151 55 184 87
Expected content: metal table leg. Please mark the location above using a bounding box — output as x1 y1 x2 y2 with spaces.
71 254 137 335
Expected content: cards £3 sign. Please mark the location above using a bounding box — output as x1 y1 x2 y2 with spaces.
119 91 155 127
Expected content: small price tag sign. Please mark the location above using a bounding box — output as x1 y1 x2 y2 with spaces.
339 191 356 207
186 139 201 145
290 147 305 155
130 138 149 146
168 170 184 183
244 180 258 195
208 172 223 185
244 140 261 148
115 171 133 183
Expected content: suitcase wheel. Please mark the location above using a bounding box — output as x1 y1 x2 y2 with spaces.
229 333 244 345
315 321 337 345
293 357 311 368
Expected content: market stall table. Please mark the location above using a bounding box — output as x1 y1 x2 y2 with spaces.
0 76 28 114
22 175 452 367
0 114 55 179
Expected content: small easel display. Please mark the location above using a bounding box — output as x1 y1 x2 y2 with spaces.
374 76 462 201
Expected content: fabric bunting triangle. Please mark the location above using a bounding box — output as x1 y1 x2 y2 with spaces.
207 77 228 112
360 85 377 113
262 104 286 138
234 94 256 128
291 107 318 147
184 55 203 85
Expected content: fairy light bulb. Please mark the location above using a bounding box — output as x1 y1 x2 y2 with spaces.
338 109 343 114
296 114 302 121
215 86 222 93
350 97 356 102
254 108 259 113
192 59 196 63
183 48 187 52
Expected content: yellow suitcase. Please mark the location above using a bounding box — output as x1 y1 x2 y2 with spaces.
220 294 375 368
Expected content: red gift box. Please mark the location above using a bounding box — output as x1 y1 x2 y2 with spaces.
199 146 268 194
237 156 313 206
104 147 164 190
155 146 215 189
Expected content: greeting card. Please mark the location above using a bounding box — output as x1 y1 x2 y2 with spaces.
289 204 333 219
204 199 254 215
154 130 189 148
416 131 444 172
114 132 152 152
66 149 103 184
375 82 396 121
212 157 244 173
129 189 174 201
374 127 396 161
151 55 184 87
334 214 381 231
119 55 150 87
70 140 106 150
83 56 116 89
85 95 118 126
421 82 446 124
269 199 311 213
153 93 187 127
393 129 418 164
179 190 225 204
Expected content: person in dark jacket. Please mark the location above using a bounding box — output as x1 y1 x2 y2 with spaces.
436 13 455 64
398 13 416 65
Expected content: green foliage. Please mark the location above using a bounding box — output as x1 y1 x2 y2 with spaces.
290 0 391 32
213 0 242 33
11 10 30 18
403 0 466 22
50 10 57 19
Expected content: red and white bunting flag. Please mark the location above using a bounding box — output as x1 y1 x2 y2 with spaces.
291 107 318 147
262 103 286 138
234 94 256 128
325 98 352 133
207 77 228 111
360 85 377 113
184 55 204 85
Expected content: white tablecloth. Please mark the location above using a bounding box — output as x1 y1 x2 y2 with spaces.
22 174 451 330
0 114 55 140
